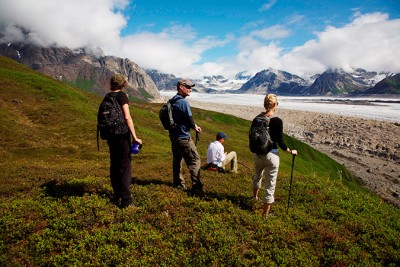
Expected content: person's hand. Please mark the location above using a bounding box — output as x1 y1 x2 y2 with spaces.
195 124 202 133
134 138 142 145
291 149 298 156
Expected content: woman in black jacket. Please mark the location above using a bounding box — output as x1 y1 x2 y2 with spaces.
252 94 298 218
107 74 142 208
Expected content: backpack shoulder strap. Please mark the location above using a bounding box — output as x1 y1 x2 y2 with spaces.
169 95 181 104
167 96 181 126
167 100 174 126
256 112 271 125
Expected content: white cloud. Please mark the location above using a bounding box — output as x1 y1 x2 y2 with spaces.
0 0 399 80
0 0 229 78
236 43 283 75
0 0 128 49
259 0 277 12
250 25 291 40
283 12 400 76
232 12 400 78
116 25 230 79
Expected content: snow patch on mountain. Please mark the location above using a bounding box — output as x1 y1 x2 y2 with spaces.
194 73 250 91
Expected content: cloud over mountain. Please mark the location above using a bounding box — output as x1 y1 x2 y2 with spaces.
0 0 399 79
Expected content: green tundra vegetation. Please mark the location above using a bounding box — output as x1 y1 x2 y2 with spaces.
0 55 399 266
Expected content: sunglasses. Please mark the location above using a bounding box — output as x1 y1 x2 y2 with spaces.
182 84 192 89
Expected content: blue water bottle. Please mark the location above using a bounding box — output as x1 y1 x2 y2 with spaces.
131 142 141 154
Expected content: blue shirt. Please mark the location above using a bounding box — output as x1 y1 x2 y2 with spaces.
170 94 193 139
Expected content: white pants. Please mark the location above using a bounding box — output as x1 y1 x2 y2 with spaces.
222 151 238 172
252 151 280 204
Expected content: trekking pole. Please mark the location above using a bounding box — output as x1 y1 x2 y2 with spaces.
195 131 200 146
238 160 252 172
287 154 296 214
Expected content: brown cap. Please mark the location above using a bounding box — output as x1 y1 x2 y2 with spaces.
111 73 127 87
178 79 195 88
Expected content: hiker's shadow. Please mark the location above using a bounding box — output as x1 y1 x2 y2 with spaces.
41 177 172 200
41 178 255 211
131 176 172 187
202 191 256 212
132 177 254 211
131 176 255 211
41 179 110 199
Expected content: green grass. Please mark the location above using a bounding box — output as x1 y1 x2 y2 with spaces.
66 79 96 92
1 55 399 266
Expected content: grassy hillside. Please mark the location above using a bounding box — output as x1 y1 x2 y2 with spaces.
0 55 399 266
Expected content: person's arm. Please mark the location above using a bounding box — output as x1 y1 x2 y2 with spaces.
275 119 297 155
122 104 142 145
188 116 202 133
218 145 226 162
185 100 201 133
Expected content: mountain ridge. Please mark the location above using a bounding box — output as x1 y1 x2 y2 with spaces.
148 67 398 96
1 42 398 96
0 43 162 102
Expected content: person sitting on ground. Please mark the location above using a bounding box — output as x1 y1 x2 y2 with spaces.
206 132 238 173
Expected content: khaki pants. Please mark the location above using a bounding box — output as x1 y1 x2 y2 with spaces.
222 151 238 172
170 136 203 190
252 151 280 204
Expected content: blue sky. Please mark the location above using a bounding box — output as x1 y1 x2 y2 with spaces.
1 0 400 78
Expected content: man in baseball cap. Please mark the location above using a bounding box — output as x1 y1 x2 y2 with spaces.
177 79 195 88
206 132 238 173
167 78 203 196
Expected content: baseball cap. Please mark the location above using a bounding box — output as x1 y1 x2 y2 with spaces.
111 73 127 87
178 79 195 88
216 132 227 139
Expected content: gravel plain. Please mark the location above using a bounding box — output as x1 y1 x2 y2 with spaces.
188 99 400 208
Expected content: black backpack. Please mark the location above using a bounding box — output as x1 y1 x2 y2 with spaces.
249 113 273 154
97 92 129 146
159 98 178 130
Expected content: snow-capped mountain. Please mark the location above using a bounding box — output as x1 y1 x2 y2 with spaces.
146 70 251 92
194 74 249 91
236 68 394 95
304 68 391 95
237 68 309 95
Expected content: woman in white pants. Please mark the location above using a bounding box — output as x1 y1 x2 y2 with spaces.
252 94 298 218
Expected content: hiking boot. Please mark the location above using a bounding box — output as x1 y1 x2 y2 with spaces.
189 186 204 198
173 183 187 191
110 196 121 206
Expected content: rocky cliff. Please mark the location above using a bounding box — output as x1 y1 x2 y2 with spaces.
0 43 162 102
145 69 178 91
